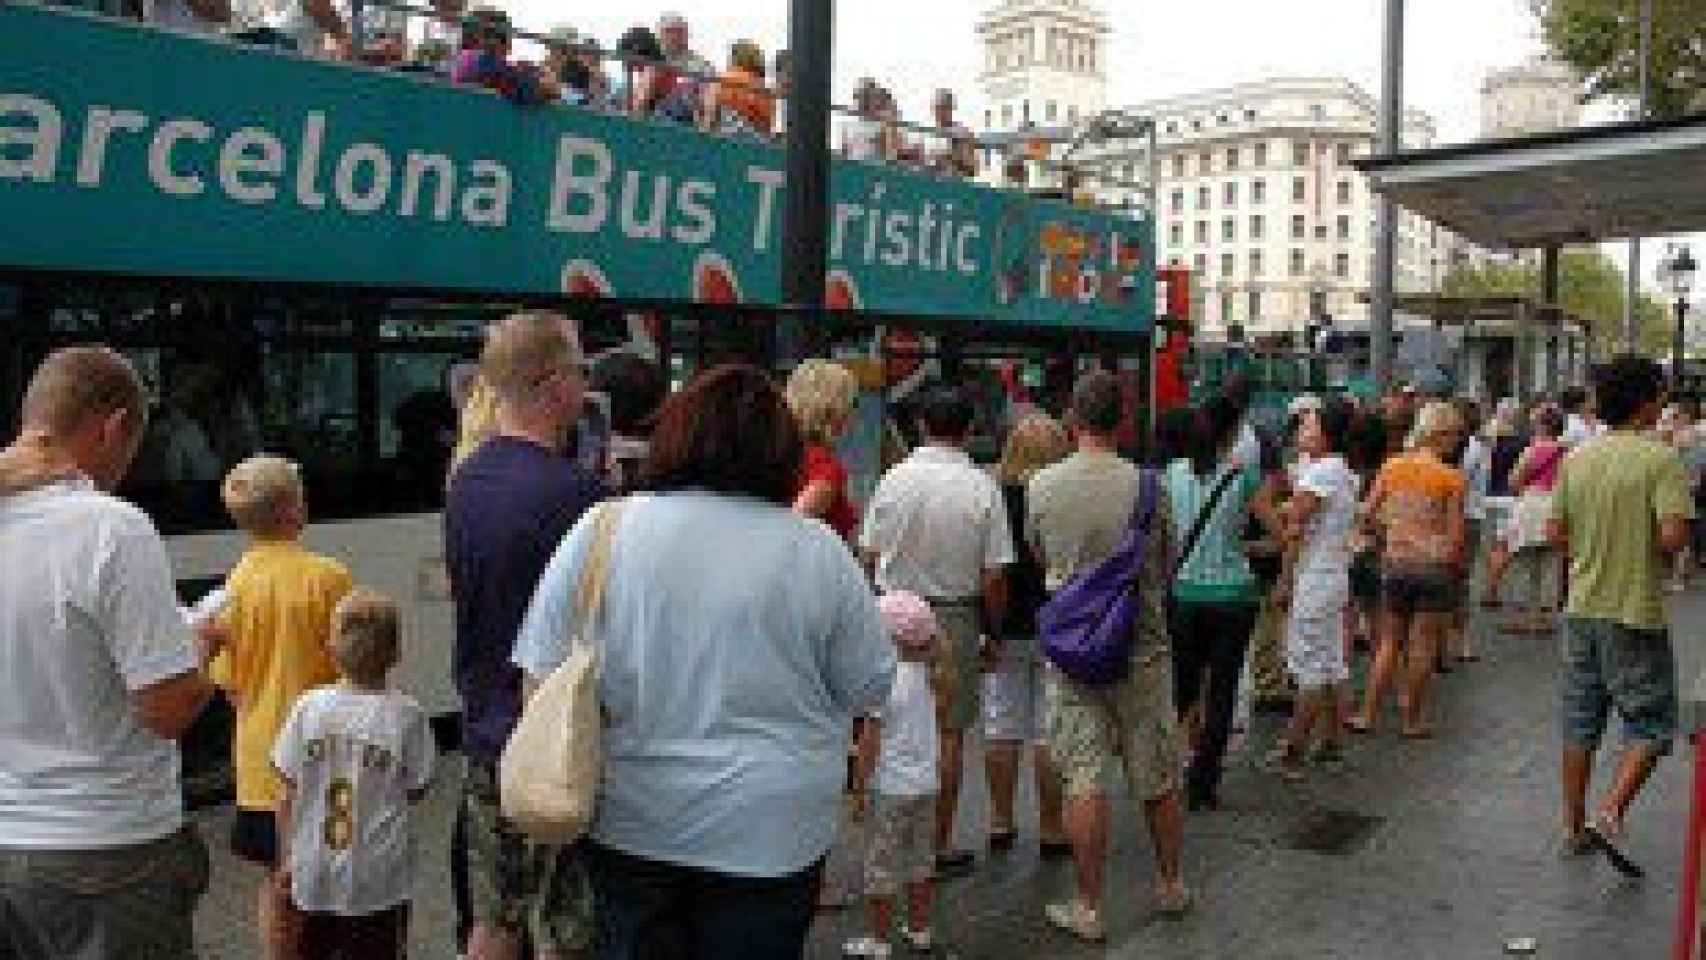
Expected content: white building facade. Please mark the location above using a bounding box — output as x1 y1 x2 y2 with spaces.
974 0 1110 135
1481 56 1582 138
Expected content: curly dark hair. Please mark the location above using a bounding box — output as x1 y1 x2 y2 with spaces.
640 365 803 506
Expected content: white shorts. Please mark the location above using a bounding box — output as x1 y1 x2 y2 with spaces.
982 639 1044 743
1286 585 1349 690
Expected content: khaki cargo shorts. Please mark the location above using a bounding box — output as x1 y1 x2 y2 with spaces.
1045 649 1182 803
863 792 936 898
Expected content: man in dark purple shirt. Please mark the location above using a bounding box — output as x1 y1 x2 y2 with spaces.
445 312 603 960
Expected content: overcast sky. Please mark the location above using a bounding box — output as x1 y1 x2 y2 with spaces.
507 0 1692 297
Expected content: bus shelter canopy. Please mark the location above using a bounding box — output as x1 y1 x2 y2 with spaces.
1355 113 1706 250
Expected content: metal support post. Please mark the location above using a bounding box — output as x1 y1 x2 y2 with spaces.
1676 298 1690 391
1371 0 1404 394
349 0 366 56
1627 0 1653 350
779 0 833 363
1543 245 1561 389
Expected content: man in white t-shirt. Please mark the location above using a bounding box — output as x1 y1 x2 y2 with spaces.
1560 386 1598 448
861 386 1014 877
0 347 221 959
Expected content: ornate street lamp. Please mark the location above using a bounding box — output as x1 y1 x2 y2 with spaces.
1658 243 1697 391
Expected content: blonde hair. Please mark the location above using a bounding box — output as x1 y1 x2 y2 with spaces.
330 587 401 687
450 375 500 476
221 455 305 537
480 312 581 406
1412 400 1463 450
785 360 860 445
998 412 1069 485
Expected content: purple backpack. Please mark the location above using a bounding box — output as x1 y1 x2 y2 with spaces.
1038 470 1160 685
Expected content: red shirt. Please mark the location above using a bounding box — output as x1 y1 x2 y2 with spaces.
801 444 858 541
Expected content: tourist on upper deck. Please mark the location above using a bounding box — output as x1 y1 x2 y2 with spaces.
929 88 978 179
772 48 792 137
844 78 885 162
704 39 776 140
0 347 224 959
614 25 668 117
657 10 714 80
451 7 560 106
142 0 229 34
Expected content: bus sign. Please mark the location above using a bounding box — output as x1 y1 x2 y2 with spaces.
0 4 1153 333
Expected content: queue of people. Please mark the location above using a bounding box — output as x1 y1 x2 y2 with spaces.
0 331 1696 959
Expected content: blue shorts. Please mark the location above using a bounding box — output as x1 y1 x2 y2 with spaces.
1559 617 1677 753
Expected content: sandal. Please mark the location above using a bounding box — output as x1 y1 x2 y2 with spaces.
1399 725 1435 741
1262 742 1305 781
1344 716 1374 735
1154 884 1195 919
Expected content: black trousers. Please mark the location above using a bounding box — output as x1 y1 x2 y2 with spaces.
1171 599 1260 803
588 843 822 960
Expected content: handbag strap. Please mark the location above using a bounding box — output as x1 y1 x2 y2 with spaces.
570 497 628 653
1174 463 1241 577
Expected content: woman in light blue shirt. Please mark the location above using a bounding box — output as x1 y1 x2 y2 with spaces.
513 364 894 958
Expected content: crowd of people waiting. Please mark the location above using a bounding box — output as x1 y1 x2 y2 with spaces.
0 320 1695 959
102 0 982 175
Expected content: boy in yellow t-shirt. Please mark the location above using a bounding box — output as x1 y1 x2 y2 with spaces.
209 455 352 959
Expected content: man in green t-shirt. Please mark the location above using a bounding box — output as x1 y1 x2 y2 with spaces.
1548 356 1694 869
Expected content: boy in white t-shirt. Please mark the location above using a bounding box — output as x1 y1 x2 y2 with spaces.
844 592 940 960
273 588 436 958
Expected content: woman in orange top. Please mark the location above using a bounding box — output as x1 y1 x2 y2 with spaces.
1352 401 1466 738
704 39 775 139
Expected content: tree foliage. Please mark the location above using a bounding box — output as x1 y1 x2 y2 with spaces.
1530 0 1706 119
1440 249 1671 356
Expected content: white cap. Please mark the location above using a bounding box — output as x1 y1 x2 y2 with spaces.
1288 394 1323 417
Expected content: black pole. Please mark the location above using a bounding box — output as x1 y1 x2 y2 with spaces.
780 0 833 350
1675 297 1688 392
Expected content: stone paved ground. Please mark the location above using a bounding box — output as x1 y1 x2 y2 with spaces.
195 592 1703 959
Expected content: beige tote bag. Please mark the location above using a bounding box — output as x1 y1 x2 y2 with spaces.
500 498 625 843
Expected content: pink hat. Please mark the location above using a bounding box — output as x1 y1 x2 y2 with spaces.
877 591 938 657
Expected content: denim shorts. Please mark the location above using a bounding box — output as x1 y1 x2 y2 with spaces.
1559 617 1678 753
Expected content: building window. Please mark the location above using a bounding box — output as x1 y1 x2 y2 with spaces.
1336 142 1353 165
1170 189 1184 213
1198 186 1212 209
1315 224 1329 240
1250 214 1264 240
1001 104 1013 125
1310 103 1326 120
1223 181 1238 206
1221 292 1234 330
1290 248 1306 276
1254 142 1268 167
1046 101 1058 122
1022 101 1031 124
1248 289 1261 320
1169 222 1183 246
1250 250 1264 277
1222 217 1235 242
1292 176 1306 202
1292 141 1309 166
1226 147 1240 170
1192 118 1202 131
1068 105 1079 122
1193 252 1207 275
1336 214 1351 240
984 110 993 129
1244 108 1258 122
1252 178 1266 203
1221 253 1235 277
1172 154 1185 178
1165 120 1178 134
1334 252 1350 278
1336 180 1352 204
1199 152 1213 174
1217 113 1229 125
1291 214 1306 239
1195 220 1210 244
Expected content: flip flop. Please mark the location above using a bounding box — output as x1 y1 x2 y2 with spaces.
1344 717 1374 735
1400 726 1435 741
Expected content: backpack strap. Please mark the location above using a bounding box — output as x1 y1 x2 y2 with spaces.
1174 463 1241 578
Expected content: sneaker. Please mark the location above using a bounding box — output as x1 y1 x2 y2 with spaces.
842 936 893 959
1044 900 1106 942
899 926 934 953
